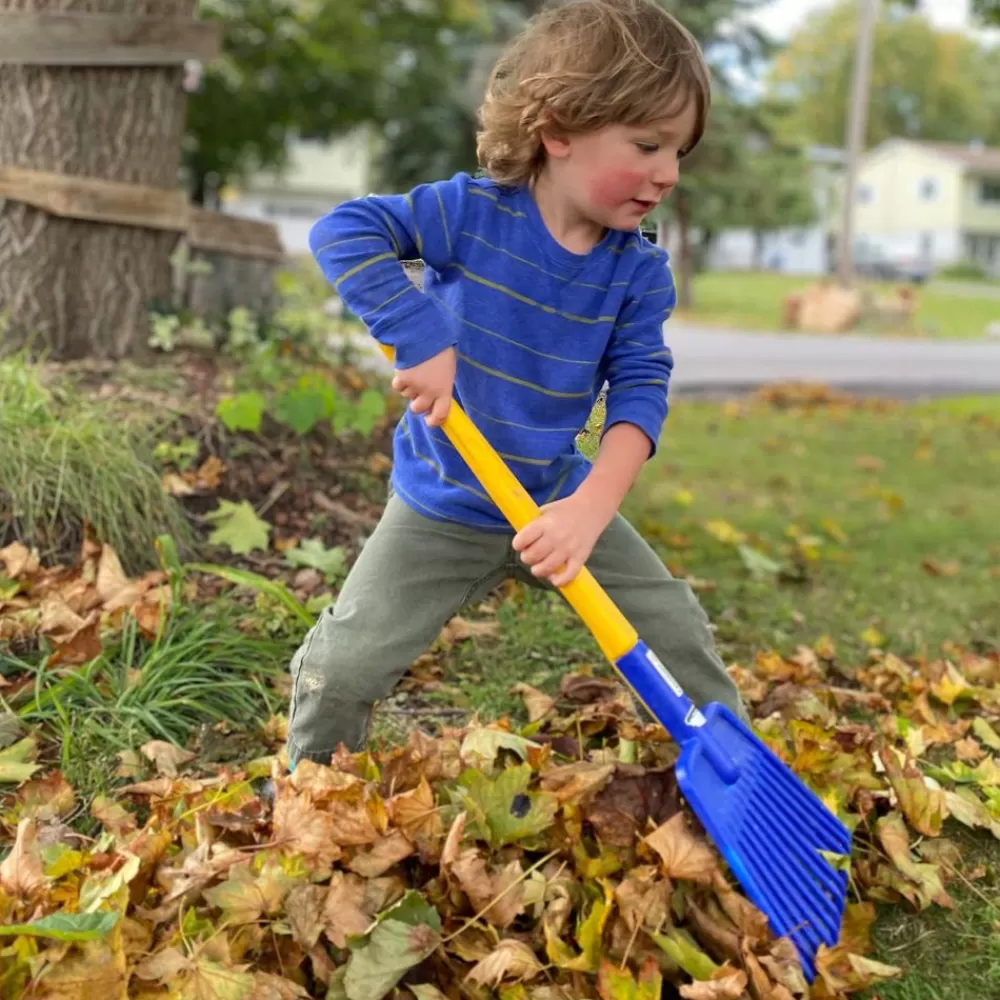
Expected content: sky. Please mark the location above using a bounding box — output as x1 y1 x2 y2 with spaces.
747 0 974 40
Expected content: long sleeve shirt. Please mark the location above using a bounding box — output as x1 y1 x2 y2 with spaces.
309 172 675 531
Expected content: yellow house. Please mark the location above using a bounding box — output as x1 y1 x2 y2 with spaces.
849 138 1000 274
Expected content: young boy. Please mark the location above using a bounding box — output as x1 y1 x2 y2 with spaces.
286 0 748 768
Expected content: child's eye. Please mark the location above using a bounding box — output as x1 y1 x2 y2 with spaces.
636 142 659 154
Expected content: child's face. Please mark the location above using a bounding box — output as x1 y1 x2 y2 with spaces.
541 100 699 233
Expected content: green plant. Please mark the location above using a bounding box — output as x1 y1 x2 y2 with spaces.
937 260 992 282
0 356 197 574
14 601 292 802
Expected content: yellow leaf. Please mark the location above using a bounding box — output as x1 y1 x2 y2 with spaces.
880 750 948 837
673 488 694 507
860 626 885 648
973 718 1000 751
679 968 749 1000
703 520 745 545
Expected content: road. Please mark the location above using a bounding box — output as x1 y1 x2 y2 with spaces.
344 321 1000 399
664 322 1000 398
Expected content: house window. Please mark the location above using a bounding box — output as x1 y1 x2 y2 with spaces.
918 178 938 201
857 184 874 203
981 180 1000 204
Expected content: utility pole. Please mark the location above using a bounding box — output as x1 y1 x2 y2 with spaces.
837 0 880 286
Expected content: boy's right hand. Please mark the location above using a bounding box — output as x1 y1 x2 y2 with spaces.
391 346 456 428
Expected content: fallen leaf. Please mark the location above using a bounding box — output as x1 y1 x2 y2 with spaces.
0 818 46 897
466 940 543 986
643 813 718 884
679 968 749 1000
439 616 500 645
140 739 196 777
512 682 555 722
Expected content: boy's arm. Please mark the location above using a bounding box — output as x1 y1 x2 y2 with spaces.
308 174 469 370
513 252 675 585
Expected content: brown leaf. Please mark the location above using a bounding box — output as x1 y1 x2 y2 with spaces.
272 790 341 870
855 454 884 472
711 872 770 945
585 766 681 847
539 761 616 805
135 945 191 982
16 770 76 822
448 848 524 928
614 867 672 932
347 828 414 877
512 682 556 722
466 940 543 987
0 542 39 578
140 739 196 778
921 557 960 577
439 615 500 646
40 597 103 665
285 884 327 950
954 736 985 763
249 972 310 999
97 543 138 608
643 813 719 884
0 818 45 899
323 872 375 948
163 471 197 496
560 672 619 704
387 776 443 857
679 968 749 1000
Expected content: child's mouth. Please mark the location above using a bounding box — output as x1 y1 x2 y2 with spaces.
630 199 655 212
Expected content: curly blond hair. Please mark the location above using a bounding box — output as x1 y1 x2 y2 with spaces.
476 0 710 187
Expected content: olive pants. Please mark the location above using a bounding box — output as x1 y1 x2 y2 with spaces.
285 495 746 766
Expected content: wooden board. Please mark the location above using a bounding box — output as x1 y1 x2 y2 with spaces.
0 12 220 66
188 207 286 262
0 166 190 231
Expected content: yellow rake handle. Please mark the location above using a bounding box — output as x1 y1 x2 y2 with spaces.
378 343 638 662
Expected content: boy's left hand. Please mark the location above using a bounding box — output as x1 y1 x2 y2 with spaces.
512 493 613 587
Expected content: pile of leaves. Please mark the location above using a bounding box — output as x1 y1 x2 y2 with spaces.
4 637 1000 1000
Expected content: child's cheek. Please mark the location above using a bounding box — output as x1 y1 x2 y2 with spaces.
589 168 645 207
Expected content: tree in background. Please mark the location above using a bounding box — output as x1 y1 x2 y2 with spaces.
768 1 998 150
186 0 483 203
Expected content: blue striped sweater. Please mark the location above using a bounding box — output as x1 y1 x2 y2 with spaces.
309 172 675 531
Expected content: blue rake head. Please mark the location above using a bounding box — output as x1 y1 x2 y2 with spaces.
615 643 852 983
676 702 852 982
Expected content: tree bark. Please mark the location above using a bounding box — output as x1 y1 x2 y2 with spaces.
0 0 192 360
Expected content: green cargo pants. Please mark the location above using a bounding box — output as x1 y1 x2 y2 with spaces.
285 494 747 766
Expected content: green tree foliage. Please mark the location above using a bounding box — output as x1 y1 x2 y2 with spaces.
767 1 997 149
186 0 483 201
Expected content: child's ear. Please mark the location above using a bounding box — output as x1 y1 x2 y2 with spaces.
539 128 571 160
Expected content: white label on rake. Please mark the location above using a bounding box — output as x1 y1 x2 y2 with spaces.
685 706 707 728
645 649 685 697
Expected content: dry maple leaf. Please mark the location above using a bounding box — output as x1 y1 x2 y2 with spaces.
879 749 948 837
511 682 555 722
466 940 544 987
539 761 616 805
643 813 719 884
387 776 443 847
271 791 342 869
954 736 985 763
0 541 39 578
679 967 749 1000
439 616 500 645
0 817 46 897
140 740 197 778
96 543 138 608
448 848 525 928
323 871 376 948
347 829 415 878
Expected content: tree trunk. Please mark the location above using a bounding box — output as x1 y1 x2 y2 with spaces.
675 190 694 310
0 0 192 360
752 229 765 270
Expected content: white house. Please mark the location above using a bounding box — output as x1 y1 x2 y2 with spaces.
221 131 373 255
699 145 846 276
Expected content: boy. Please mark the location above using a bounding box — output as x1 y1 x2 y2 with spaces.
286 0 748 768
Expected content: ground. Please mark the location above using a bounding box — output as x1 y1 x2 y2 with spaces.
677 271 1000 339
2 277 999 998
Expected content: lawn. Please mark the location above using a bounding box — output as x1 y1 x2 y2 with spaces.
406 389 1000 999
3 310 1000 999
677 270 1000 339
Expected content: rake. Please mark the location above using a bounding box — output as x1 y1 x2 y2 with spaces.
378 345 852 980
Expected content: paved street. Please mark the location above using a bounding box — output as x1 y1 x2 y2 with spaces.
664 322 1000 398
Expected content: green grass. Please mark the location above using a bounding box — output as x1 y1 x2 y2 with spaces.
7 601 293 807
0 354 197 574
680 271 1000 339
410 392 1000 997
